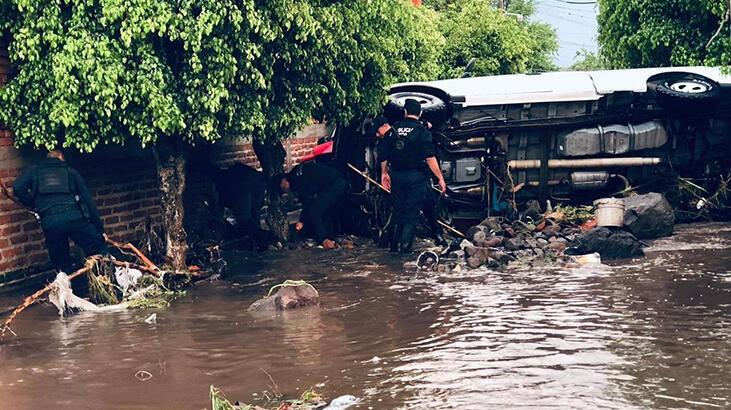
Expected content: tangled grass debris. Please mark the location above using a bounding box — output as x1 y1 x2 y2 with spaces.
210 385 327 410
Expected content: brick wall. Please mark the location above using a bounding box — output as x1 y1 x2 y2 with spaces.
0 39 328 289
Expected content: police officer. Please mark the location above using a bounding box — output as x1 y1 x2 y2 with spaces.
277 162 347 249
371 117 448 248
380 99 446 254
211 162 266 250
12 150 108 273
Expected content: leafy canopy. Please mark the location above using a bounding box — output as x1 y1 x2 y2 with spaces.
569 49 608 71
434 0 558 78
598 0 731 68
0 0 441 152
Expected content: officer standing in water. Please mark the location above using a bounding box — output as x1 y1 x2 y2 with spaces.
12 150 108 273
380 99 446 254
371 116 448 248
276 162 347 249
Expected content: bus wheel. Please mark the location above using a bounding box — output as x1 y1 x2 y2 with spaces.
655 75 720 114
385 86 452 125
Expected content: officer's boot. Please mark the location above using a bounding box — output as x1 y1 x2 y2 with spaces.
399 224 417 255
389 224 402 253
427 217 448 247
434 233 448 247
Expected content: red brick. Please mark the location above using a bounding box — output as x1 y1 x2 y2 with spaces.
1 247 22 259
1 224 21 236
9 233 29 245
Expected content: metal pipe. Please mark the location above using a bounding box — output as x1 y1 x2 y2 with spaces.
508 157 662 170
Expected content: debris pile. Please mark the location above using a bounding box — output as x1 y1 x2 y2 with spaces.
418 194 677 272
210 385 358 410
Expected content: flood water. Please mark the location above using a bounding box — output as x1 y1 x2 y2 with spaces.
1 223 731 409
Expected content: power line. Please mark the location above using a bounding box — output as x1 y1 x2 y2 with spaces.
546 0 597 5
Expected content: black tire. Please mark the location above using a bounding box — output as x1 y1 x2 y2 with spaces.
384 86 452 125
655 75 720 113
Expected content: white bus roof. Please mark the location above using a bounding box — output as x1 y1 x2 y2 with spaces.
391 67 731 107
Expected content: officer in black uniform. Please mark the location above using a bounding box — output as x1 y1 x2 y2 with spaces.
12 150 108 273
277 162 347 249
211 162 266 249
371 117 447 248
380 99 446 254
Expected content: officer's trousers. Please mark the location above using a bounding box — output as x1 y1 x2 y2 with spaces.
229 188 266 241
391 170 427 226
42 214 108 273
302 178 347 243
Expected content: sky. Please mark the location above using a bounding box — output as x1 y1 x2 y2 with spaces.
531 0 600 68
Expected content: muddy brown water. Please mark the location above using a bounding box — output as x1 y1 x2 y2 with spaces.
1 223 731 409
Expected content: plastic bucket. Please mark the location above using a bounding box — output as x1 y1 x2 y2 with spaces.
593 198 625 227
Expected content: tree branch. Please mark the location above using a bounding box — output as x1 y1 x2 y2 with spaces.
706 7 730 49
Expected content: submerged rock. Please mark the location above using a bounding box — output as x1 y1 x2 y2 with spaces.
623 192 675 239
567 227 644 260
248 284 320 312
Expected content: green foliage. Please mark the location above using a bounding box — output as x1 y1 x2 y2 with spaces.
0 0 439 152
598 0 731 68
437 0 558 78
569 49 608 71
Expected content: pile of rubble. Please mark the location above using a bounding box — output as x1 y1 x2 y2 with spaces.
417 192 677 272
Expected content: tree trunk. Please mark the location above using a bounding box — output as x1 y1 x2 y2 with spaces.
253 136 289 242
153 140 188 271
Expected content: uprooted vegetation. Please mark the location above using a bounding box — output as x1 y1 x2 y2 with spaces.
210 385 328 410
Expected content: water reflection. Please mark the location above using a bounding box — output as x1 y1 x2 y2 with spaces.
0 224 729 409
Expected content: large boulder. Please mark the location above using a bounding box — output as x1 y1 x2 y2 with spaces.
248 284 320 312
567 227 644 260
623 193 675 239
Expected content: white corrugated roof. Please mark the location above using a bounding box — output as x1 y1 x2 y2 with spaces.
391 67 731 107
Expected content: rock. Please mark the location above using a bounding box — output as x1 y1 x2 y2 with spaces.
466 226 488 242
493 251 515 265
504 238 524 251
623 192 675 239
537 238 549 247
533 232 547 240
479 217 503 233
478 236 504 248
503 227 516 238
464 245 479 257
248 284 320 312
547 240 567 253
542 224 561 238
467 256 484 269
567 227 644 260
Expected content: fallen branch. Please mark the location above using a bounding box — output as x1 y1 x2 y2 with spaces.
1 258 98 339
106 239 159 271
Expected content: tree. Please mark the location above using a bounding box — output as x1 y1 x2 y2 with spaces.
569 49 608 71
436 0 558 78
0 0 441 268
598 0 731 68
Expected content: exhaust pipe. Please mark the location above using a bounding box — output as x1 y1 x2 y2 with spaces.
508 157 662 170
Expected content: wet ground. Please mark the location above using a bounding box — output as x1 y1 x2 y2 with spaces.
1 223 731 409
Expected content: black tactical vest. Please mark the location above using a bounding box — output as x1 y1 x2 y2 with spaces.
36 165 72 195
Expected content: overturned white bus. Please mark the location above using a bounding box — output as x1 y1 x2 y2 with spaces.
330 67 731 224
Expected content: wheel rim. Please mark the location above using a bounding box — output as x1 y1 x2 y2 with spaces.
669 80 710 94
392 92 440 110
